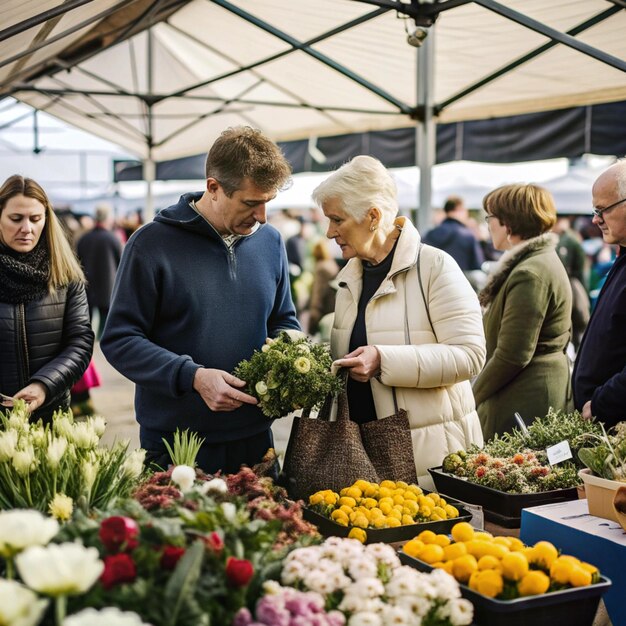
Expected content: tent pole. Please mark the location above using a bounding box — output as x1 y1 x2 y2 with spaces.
415 27 435 234
144 27 155 222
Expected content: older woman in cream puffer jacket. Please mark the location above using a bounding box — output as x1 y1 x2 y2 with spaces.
331 217 485 487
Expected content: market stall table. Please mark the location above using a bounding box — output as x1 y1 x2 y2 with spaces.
521 499 624 626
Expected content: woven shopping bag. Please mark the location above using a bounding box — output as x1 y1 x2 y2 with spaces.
280 381 379 501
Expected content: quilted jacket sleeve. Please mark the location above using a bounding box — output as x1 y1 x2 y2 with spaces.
30 281 94 399
376 250 486 388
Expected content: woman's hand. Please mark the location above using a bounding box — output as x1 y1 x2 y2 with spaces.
333 346 381 383
14 382 47 414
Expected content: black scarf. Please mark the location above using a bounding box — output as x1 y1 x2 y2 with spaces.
0 239 50 304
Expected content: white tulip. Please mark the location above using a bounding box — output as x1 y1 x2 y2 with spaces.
90 416 107 437
46 437 68 469
0 430 18 462
11 446 36 476
8 412 28 431
54 416 74 440
30 427 46 447
71 423 98 449
171 465 196 492
64 607 152 626
199 477 228 495
0 579 49 626
0 510 59 558
122 449 146 479
81 460 98 491
16 542 104 596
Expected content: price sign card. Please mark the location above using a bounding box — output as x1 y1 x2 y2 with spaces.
546 440 573 465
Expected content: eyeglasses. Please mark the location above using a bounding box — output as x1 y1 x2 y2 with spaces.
484 214 497 223
592 197 626 220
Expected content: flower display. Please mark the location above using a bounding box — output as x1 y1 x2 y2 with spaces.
278 537 472 625
0 401 145 513
0 510 59 558
63 607 151 626
98 516 140 552
234 333 341 418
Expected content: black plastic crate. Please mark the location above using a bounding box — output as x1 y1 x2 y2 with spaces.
428 466 579 528
399 551 611 626
303 504 471 545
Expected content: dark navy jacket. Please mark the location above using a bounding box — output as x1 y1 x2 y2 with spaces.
423 217 484 271
573 247 626 426
101 194 300 442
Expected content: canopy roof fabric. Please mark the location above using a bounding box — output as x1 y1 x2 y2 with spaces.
2 0 625 161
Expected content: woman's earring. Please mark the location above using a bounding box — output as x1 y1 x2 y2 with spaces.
370 222 378 232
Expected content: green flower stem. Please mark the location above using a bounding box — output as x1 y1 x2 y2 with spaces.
5 557 14 580
55 594 67 626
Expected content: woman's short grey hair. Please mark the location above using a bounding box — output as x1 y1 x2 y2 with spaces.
615 159 626 197
311 155 399 227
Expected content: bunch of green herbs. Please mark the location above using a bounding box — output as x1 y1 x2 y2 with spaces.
578 421 626 481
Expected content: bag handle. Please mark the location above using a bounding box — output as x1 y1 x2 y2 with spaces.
316 368 350 422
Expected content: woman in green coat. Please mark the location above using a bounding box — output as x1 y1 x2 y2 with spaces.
473 184 573 439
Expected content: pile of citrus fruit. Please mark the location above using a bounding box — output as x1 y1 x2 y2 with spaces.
402 521 601 599
308 479 461 531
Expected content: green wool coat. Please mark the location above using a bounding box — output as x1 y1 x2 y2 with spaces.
473 234 574 439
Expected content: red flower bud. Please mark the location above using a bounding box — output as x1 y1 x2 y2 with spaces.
225 557 254 587
161 545 186 570
99 516 140 552
100 553 137 590
204 531 224 555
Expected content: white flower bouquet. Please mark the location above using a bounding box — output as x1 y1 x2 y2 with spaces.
0 401 145 517
234 333 342 418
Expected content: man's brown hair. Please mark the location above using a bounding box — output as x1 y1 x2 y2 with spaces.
205 126 292 197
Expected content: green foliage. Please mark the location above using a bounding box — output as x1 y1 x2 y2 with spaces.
162 429 205 468
234 333 342 418
578 422 626 481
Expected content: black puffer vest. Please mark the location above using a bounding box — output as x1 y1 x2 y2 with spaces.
0 281 94 421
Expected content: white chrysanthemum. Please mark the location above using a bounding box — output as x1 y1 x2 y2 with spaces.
393 594 433 617
437 598 473 626
293 356 311 374
0 429 18 462
49 494 73 522
348 557 378 580
428 568 462 600
122 449 146 479
281 559 306 585
380 605 417 626
199 477 228 494
0 509 59 559
262 579 283 595
171 465 196 492
328 570 352 590
63 607 151 626
71 422 98 449
366 543 401 568
12 446 37 475
0 579 48 626
46 436 68 469
303 569 339 595
287 546 322 568
16 542 104 596
347 611 383 626
345 577 385 599
386 567 428 598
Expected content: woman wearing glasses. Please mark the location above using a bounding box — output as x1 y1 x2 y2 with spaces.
472 183 573 439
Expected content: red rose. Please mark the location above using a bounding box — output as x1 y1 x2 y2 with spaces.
100 553 137 589
161 545 186 570
225 557 254 587
99 516 140 552
204 531 224 555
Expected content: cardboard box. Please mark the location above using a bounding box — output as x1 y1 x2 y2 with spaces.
578 468 623 522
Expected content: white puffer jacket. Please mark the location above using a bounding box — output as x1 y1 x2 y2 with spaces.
330 217 485 488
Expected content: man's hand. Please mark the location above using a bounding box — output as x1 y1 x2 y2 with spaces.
582 400 594 420
14 382 47 414
193 368 258 412
333 345 381 383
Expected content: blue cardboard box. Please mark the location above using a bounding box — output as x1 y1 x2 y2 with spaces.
521 498 626 626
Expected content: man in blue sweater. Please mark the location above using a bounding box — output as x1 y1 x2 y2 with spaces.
101 127 301 474
573 161 626 427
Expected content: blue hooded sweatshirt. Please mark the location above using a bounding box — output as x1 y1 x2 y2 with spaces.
101 193 300 443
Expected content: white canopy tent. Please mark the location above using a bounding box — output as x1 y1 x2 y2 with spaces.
1 1 625 222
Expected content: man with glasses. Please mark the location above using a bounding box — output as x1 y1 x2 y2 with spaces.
572 161 626 426
101 127 301 474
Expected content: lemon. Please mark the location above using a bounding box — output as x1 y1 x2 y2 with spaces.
530 541 558 569
508 537 525 552
550 557 575 585
403 538 425 558
483 543 509 560
433 533 451 547
474 531 493 542
443 542 468 561
452 554 478 583
441 560 455 576
451 522 475 543
348 527 367 544
469 569 503 598
477 555 502 571
569 565 592 587
501 552 529 582
420 543 445 564
417 529 438 544
518 570 550 596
